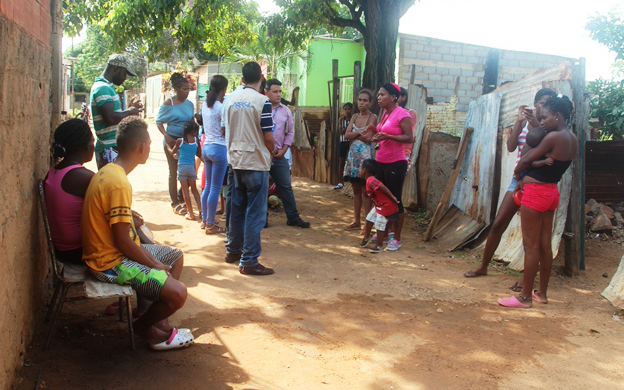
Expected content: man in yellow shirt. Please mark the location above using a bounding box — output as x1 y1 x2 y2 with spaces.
82 116 193 350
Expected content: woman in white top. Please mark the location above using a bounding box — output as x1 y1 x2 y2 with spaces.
201 75 229 234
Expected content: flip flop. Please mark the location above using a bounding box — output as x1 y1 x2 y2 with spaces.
150 328 194 351
464 270 487 278
497 295 532 308
532 289 548 304
509 281 523 292
345 224 361 231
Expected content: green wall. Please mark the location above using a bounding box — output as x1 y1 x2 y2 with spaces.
278 37 365 107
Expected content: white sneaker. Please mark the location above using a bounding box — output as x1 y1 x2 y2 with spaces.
386 239 402 251
334 183 344 190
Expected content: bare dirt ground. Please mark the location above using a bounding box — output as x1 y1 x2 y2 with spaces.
15 124 624 390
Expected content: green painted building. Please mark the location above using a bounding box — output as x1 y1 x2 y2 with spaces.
277 36 365 107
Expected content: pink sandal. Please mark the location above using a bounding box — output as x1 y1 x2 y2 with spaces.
497 295 532 308
532 289 548 304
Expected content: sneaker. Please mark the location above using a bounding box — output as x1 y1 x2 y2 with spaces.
334 183 344 190
239 263 275 276
369 245 382 253
225 252 241 264
386 239 402 251
287 218 311 228
370 233 393 244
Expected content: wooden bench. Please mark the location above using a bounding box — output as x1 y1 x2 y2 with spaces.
38 180 135 350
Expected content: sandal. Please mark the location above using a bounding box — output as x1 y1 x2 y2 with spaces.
497 295 532 308
205 224 226 235
149 328 194 351
345 222 361 231
509 281 523 292
200 221 206 229
532 289 548 304
185 213 196 221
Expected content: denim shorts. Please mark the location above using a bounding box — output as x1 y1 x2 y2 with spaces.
507 175 519 192
178 164 197 181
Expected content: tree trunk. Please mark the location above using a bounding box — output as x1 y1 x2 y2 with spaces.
361 0 402 91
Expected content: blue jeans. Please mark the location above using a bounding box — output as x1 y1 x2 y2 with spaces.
225 165 233 240
201 144 228 224
270 156 300 221
227 170 269 268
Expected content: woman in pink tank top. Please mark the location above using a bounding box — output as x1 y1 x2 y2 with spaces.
45 119 95 264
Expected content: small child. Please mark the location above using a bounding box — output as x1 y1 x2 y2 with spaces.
359 159 400 253
170 120 202 221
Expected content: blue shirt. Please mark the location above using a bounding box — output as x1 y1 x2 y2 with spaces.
178 141 197 165
156 99 195 138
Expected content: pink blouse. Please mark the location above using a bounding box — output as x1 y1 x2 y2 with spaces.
45 165 85 251
376 106 411 163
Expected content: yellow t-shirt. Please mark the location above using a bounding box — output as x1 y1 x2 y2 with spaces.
81 163 140 271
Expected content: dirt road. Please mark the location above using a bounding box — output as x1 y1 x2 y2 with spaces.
16 124 624 389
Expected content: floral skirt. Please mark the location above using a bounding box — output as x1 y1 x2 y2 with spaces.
343 140 374 183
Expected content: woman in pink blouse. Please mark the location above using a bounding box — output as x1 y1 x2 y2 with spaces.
369 83 413 251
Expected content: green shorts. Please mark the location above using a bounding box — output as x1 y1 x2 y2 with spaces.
90 244 183 301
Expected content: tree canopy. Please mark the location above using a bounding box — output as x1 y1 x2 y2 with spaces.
586 9 624 138
272 0 416 90
62 0 259 59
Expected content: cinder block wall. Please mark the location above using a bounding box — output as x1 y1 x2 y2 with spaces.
398 34 573 117
0 1 54 388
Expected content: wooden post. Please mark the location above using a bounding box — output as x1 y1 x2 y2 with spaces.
425 127 474 241
565 58 589 275
330 59 341 185
353 61 362 109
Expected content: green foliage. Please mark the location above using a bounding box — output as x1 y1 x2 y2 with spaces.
62 0 259 61
588 77 624 139
586 9 624 138
72 26 147 92
587 10 624 59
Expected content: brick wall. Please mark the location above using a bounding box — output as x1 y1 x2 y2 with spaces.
398 34 574 133
0 1 55 389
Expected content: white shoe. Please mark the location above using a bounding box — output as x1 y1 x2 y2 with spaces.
386 239 402 251
334 183 344 190
150 328 194 351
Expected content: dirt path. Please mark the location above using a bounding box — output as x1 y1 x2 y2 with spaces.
16 124 624 389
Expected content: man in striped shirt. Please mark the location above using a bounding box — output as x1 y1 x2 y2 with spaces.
90 54 143 169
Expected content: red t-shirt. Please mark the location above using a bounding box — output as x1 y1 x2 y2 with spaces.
366 176 399 216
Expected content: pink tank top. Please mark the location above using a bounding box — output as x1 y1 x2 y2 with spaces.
45 165 85 251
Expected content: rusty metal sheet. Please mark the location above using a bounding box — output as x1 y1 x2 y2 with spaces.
496 62 573 129
402 84 428 207
449 91 503 224
492 78 574 270
432 205 487 251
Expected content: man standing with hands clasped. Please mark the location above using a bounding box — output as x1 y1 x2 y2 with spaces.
264 78 310 228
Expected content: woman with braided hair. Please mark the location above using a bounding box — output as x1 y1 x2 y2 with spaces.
156 72 196 215
498 95 577 308
45 119 96 264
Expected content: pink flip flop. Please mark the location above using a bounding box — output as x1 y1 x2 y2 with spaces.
532 289 548 304
497 295 532 308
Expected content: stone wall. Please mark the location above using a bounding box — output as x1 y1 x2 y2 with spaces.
0 0 54 388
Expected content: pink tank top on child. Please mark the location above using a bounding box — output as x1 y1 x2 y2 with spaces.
45 165 85 251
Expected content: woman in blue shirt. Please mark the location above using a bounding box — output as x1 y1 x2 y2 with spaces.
156 73 195 214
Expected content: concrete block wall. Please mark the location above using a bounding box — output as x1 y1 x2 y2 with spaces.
0 1 54 389
398 34 575 134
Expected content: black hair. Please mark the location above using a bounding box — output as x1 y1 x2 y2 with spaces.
242 61 262 85
382 83 401 100
362 159 379 176
343 102 353 109
183 119 199 139
116 116 149 153
399 87 408 108
534 88 557 103
358 88 374 102
206 75 228 109
542 95 574 122
170 72 189 89
52 119 93 158
265 78 282 90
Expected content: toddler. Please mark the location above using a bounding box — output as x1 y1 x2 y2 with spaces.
170 120 202 220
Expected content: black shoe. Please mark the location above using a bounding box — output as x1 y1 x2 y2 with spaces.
225 252 241 264
239 263 275 276
287 218 310 228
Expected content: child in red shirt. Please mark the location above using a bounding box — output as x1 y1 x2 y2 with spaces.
359 159 400 253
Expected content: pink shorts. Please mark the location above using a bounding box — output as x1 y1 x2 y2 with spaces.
521 183 560 212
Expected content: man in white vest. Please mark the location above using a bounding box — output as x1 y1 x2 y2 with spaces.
222 62 276 275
